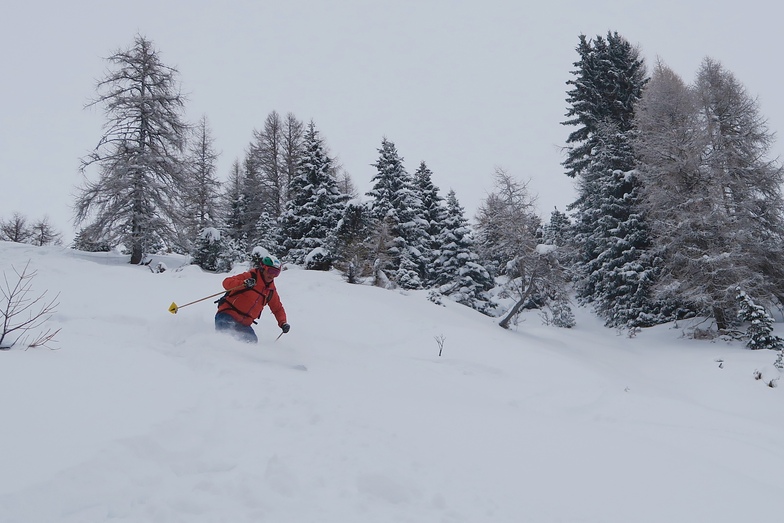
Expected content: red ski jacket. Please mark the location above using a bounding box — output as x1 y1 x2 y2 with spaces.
216 268 287 327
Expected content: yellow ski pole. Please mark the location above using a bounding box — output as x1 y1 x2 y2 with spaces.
169 284 245 314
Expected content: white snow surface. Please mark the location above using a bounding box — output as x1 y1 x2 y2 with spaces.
0 241 782 523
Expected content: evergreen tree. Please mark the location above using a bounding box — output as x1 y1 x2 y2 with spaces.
563 32 646 178
394 186 429 289
541 208 571 249
396 252 424 290
367 138 406 224
192 227 222 271
191 226 245 273
333 200 376 283
432 190 494 314
75 35 189 264
72 228 110 252
561 31 657 328
575 122 661 327
215 236 247 273
253 211 282 255
279 121 347 269
366 139 428 287
736 289 784 351
548 297 576 328
413 161 447 285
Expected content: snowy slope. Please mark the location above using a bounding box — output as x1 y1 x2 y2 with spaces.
0 241 782 523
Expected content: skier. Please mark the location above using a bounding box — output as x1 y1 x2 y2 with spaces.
214 252 290 343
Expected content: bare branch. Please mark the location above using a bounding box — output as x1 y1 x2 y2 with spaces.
0 260 61 350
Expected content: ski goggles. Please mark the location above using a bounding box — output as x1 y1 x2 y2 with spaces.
263 265 281 278
258 255 282 277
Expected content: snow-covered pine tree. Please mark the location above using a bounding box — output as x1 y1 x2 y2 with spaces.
561 31 659 329
333 200 376 283
215 236 246 273
72 228 110 252
431 190 494 315
540 208 576 279
576 122 661 328
413 161 447 286
537 209 577 328
279 121 347 269
366 138 428 288
253 212 282 255
396 252 424 291
75 35 189 264
736 289 784 351
548 296 576 328
392 183 429 289
367 138 405 224
192 227 222 271
541 208 571 250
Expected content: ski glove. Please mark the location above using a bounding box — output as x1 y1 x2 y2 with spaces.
281 323 290 334
244 277 256 288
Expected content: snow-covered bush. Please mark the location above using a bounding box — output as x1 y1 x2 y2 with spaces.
736 289 784 351
192 227 222 271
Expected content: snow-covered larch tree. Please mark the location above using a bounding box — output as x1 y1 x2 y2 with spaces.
475 169 571 328
75 34 190 264
636 59 784 329
182 115 222 250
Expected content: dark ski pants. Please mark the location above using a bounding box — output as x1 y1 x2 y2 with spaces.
215 312 258 344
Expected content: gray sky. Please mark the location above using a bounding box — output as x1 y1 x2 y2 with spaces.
2 0 783 243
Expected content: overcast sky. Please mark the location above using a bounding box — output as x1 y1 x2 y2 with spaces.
3 0 783 243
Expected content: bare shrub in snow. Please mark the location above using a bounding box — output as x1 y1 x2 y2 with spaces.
0 260 60 350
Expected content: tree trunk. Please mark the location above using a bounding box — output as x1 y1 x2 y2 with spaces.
499 274 537 329
130 245 143 265
713 306 728 331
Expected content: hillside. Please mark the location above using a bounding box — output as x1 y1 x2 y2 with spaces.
0 241 782 523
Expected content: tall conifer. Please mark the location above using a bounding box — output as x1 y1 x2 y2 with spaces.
562 32 656 328
279 121 347 268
